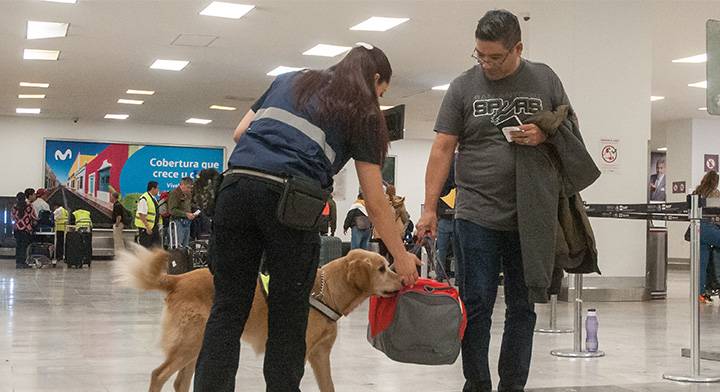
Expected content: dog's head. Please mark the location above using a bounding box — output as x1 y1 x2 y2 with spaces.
344 249 402 297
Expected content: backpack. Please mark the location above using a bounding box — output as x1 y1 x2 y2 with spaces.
367 278 467 365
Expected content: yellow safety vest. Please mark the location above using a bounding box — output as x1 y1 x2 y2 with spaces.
135 192 157 231
55 207 68 232
73 209 92 229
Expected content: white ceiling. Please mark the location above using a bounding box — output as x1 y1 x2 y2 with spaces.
1 0 718 139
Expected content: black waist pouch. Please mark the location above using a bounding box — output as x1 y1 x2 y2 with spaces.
276 176 329 231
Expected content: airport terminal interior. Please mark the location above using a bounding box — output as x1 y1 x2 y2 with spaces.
2 1 720 391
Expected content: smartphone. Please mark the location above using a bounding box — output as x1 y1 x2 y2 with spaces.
496 115 524 143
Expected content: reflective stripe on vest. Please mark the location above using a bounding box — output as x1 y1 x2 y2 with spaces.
253 107 336 163
135 192 157 231
55 207 68 232
73 210 92 229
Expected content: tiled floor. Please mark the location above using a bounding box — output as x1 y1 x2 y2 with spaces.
1 259 720 391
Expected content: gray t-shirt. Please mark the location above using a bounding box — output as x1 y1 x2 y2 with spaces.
434 59 569 231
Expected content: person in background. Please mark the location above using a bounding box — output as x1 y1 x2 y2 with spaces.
649 159 666 202
32 188 51 218
135 181 161 248
12 192 36 269
318 193 337 236
52 202 68 263
435 162 457 282
694 171 720 304
168 177 196 248
344 193 372 250
111 192 126 252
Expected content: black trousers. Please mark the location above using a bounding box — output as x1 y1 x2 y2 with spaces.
14 230 32 267
137 227 160 248
194 175 320 392
55 231 65 261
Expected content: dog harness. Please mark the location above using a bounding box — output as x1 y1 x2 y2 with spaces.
259 268 343 322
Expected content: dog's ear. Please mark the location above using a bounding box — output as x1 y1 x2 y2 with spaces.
345 256 373 292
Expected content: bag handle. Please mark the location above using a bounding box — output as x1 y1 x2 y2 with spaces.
409 235 452 285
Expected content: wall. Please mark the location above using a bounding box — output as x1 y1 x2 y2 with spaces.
0 115 235 196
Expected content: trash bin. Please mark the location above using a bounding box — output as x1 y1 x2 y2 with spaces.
646 222 668 299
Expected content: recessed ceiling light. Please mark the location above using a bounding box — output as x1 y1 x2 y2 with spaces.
186 118 212 125
200 2 255 19
432 84 450 91
380 105 394 110
350 17 409 32
42 0 77 3
19 82 49 88
105 114 129 120
16 108 41 114
27 21 69 40
650 96 665 102
699 107 708 111
118 99 144 105
303 44 352 57
150 59 189 71
266 66 304 76
210 105 237 111
688 81 707 89
126 89 155 95
672 53 707 63
18 94 46 99
657 147 668 151
24 49 60 60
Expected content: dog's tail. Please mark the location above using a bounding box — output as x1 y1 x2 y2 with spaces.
114 242 176 293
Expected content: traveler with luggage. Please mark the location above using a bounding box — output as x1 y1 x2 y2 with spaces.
343 193 372 250
52 202 68 262
111 192 127 252
693 171 720 304
193 44 421 392
66 208 93 268
168 177 196 248
12 192 36 269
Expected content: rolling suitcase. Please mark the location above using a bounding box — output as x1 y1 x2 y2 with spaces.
167 221 192 275
319 236 342 266
65 228 92 268
26 242 54 268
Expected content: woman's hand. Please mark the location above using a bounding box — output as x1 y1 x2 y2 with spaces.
393 251 421 286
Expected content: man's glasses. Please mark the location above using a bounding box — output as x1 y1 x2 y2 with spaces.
471 48 511 67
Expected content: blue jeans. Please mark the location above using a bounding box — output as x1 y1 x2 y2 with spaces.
436 218 456 281
351 227 371 250
173 218 191 248
454 219 537 392
700 222 720 294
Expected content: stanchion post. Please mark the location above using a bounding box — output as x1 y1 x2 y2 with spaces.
663 194 720 383
550 274 605 358
536 294 573 334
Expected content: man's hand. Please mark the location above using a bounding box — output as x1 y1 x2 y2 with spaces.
512 123 547 146
145 224 152 232
416 211 438 239
186 212 195 220
393 252 421 286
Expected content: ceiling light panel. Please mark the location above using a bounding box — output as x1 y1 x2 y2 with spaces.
118 99 143 105
432 84 450 91
688 81 707 89
210 105 237 111
24 49 60 60
16 108 41 114
266 66 304 76
150 59 189 71
20 82 49 88
650 96 665 102
672 53 707 63
303 44 351 57
42 0 77 3
18 94 46 99
186 118 212 125
200 2 255 19
105 114 129 120
126 89 155 95
699 107 708 111
27 21 69 40
350 17 409 32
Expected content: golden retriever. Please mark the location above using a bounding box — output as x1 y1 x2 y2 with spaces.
114 243 402 392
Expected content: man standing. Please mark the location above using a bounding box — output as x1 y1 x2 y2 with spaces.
135 181 161 248
168 177 195 248
52 202 68 264
417 10 598 392
110 192 126 252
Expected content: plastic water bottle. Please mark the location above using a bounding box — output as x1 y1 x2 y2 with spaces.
585 309 599 352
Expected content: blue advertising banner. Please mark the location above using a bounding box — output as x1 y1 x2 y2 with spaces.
44 139 224 226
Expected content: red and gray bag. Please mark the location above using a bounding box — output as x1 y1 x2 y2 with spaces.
367 276 467 365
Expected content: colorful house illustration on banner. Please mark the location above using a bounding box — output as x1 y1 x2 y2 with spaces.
83 144 130 202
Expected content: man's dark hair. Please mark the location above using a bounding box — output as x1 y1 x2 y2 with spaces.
180 177 193 185
24 188 35 199
475 9 521 49
111 191 120 200
147 181 159 192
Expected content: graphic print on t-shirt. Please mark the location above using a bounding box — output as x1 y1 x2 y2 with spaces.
472 96 543 124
